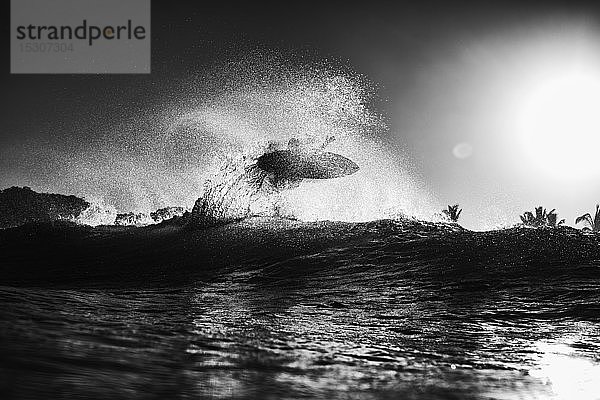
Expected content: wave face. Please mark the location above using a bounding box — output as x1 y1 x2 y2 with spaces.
188 154 276 227
1 219 600 399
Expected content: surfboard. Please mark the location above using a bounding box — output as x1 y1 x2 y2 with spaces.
256 150 359 180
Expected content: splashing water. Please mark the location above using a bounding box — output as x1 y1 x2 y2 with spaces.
34 57 436 224
166 61 436 225
187 136 435 226
188 152 276 227
74 199 117 227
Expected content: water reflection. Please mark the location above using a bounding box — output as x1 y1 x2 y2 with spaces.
2 251 600 399
183 271 600 399
529 341 600 400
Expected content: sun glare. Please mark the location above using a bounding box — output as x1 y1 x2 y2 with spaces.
517 70 600 181
529 341 600 400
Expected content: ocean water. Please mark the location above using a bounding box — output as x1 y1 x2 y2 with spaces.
1 218 599 399
2 59 600 399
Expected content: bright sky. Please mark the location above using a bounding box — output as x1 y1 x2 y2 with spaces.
351 13 600 230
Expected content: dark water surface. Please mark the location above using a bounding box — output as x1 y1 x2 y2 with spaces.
1 219 600 399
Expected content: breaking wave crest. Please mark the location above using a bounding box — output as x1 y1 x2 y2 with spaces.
189 153 273 227
18 55 438 226
167 59 437 226
74 200 118 227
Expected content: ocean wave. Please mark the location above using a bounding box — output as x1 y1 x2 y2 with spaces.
1 214 599 288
